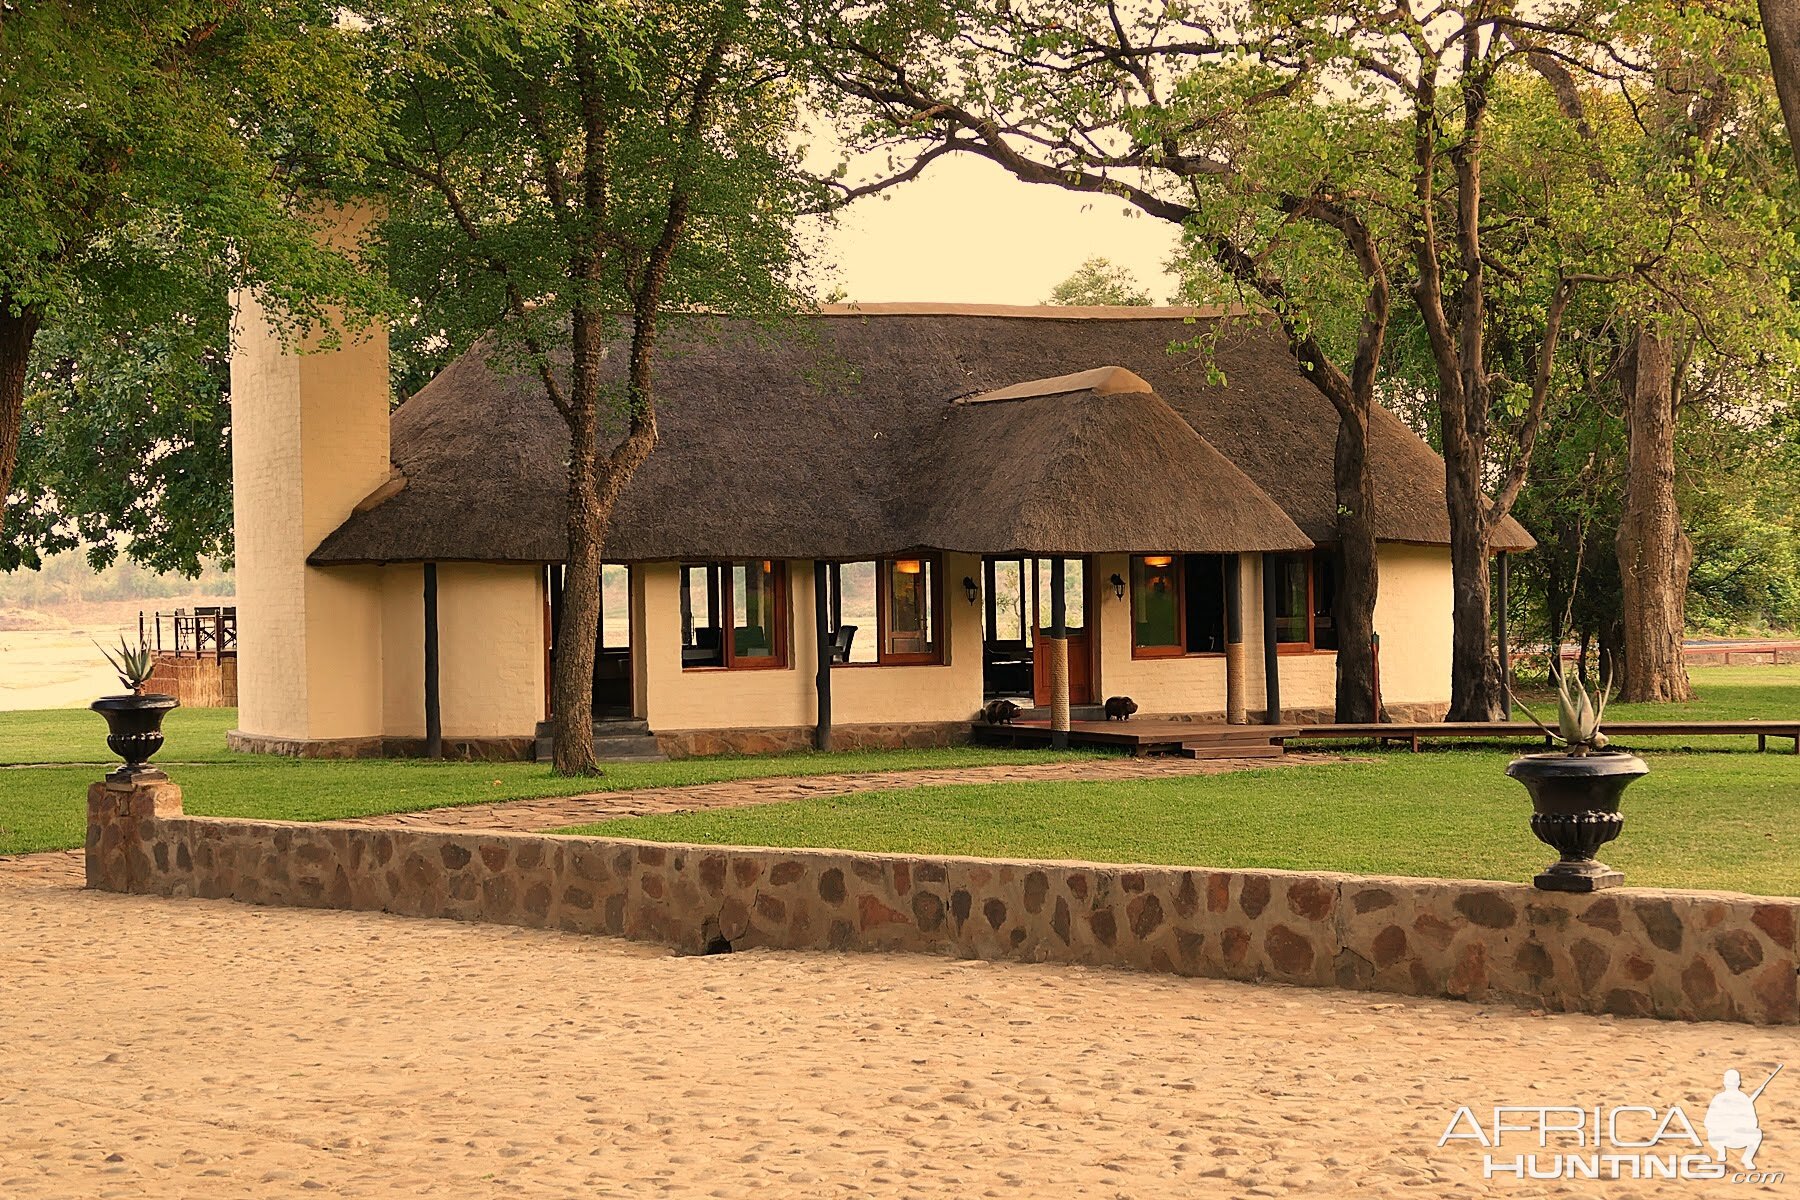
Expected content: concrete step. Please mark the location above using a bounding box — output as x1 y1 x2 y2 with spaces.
533 719 665 764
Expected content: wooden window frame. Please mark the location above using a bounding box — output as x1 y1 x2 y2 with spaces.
680 560 791 671
1129 554 1230 659
829 556 946 668
1272 552 1320 654
1130 554 1186 659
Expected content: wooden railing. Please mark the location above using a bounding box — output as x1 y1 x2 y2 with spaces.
139 606 237 661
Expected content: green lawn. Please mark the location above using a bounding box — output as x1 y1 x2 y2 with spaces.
5 665 1797 892
0 706 1094 855
573 749 1798 895
562 664 1800 896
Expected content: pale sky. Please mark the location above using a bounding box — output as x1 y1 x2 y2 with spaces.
808 154 1184 306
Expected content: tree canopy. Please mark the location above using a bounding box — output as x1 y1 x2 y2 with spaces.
0 0 383 570
1045 258 1155 307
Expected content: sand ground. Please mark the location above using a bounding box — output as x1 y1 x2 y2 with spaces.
1 874 1792 1199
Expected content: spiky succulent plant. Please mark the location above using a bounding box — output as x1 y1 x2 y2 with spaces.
1514 670 1613 756
96 635 155 694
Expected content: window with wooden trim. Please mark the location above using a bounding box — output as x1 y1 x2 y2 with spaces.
1130 554 1228 656
1268 551 1337 651
824 557 942 665
678 560 789 669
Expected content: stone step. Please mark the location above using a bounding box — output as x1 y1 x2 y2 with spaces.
535 718 649 737
533 720 665 764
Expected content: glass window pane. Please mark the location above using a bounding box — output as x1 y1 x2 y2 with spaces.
1313 554 1338 651
1184 554 1226 653
601 565 630 649
1035 558 1086 634
1273 554 1311 644
989 559 1026 642
1132 555 1181 648
885 558 934 657
731 561 781 663
832 562 878 664
680 564 723 667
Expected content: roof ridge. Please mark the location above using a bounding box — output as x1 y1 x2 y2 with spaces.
959 366 1154 405
816 301 1256 320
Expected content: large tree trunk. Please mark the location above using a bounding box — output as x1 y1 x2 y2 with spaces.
0 298 44 513
551 405 605 776
1333 408 1382 722
1761 0 1800 157
1614 328 1694 702
1444 441 1505 720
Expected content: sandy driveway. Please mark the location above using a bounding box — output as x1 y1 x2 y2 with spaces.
1 879 1793 1198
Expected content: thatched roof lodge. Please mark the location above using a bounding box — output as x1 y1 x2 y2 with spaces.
229 301 1531 760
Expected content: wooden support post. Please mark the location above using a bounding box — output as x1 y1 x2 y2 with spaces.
423 562 442 760
1224 555 1246 725
1498 551 1512 717
1261 554 1281 724
814 561 833 752
1049 557 1069 750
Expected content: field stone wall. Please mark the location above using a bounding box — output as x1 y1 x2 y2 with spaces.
87 778 1799 1025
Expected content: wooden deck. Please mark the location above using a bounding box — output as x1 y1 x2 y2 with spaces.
1288 719 1800 753
973 718 1800 757
971 719 1293 759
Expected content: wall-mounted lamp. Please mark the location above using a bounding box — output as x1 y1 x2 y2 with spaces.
1109 573 1126 601
1143 555 1174 568
962 575 980 605
895 558 923 575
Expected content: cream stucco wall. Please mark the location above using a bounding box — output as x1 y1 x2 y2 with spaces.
629 546 1451 731
230 272 390 742
380 564 546 739
634 556 987 732
1089 547 1454 718
1370 543 1455 708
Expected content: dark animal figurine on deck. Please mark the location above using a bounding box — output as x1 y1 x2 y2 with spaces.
1104 696 1139 721
982 699 1023 725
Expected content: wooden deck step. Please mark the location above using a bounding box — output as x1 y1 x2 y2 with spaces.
1178 742 1284 760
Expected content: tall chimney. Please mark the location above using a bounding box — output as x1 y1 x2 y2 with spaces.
228 202 389 750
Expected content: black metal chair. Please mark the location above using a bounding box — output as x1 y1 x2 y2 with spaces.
831 625 858 664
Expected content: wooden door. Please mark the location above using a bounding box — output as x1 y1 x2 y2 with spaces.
1032 557 1094 706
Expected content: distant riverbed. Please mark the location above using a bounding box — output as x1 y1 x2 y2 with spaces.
0 595 231 710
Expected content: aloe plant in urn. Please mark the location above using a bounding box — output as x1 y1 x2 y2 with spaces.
91 636 179 783
1506 672 1646 892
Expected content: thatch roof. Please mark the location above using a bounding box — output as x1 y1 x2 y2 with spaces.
916 369 1309 555
309 304 1533 565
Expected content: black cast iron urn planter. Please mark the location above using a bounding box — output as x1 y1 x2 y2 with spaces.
1505 751 1648 892
91 693 180 782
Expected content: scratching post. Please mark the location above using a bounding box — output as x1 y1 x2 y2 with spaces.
1224 554 1246 725
1225 641 1247 726
1046 636 1071 740
1049 557 1069 749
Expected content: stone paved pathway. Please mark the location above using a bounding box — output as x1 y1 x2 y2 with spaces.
339 751 1342 834
1 881 1791 1198
0 753 1338 891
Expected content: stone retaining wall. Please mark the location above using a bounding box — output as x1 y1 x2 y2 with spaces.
87 778 1798 1025
654 722 970 759
225 730 536 761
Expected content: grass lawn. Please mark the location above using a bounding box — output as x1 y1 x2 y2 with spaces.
0 706 1094 855
575 748 1798 895
5 665 1798 891
565 664 1800 896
